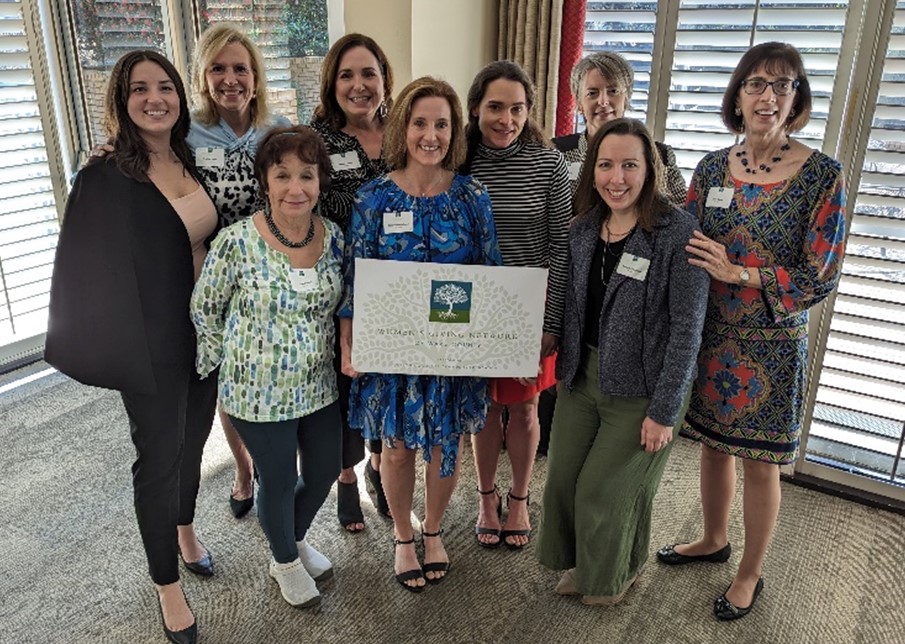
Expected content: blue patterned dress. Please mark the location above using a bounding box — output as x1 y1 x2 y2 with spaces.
682 148 846 464
338 174 502 476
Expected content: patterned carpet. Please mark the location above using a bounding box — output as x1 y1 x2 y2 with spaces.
2 362 904 644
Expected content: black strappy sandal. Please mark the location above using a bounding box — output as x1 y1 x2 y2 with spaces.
422 529 450 584
501 489 531 550
393 536 425 593
474 484 503 549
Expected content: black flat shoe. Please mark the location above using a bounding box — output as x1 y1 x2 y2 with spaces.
157 594 197 644
714 577 764 621
364 460 391 518
337 480 365 533
180 546 214 577
656 542 731 565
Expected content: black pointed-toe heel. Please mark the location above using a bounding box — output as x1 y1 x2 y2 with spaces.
180 543 214 577
157 593 198 644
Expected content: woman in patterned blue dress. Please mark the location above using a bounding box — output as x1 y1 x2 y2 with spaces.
338 77 501 592
656 42 846 621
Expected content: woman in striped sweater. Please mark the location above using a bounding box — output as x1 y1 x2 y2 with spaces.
462 61 571 550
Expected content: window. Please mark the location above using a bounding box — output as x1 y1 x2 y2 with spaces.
0 0 61 357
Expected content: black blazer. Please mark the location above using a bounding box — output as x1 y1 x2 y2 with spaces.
45 157 209 395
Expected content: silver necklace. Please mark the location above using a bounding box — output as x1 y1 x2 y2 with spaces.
264 205 315 249
600 219 635 286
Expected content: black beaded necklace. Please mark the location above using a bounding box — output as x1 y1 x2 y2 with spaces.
735 139 791 174
264 204 315 249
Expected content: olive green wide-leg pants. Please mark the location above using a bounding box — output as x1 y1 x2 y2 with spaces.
536 348 681 597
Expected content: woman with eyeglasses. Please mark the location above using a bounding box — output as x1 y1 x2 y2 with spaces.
656 42 846 622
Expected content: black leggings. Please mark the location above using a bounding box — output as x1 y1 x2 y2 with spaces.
334 319 380 469
231 403 342 563
120 362 217 585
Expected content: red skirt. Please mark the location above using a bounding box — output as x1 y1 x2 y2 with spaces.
489 354 557 405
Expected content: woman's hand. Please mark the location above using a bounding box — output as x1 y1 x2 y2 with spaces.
640 416 673 453
686 230 738 283
540 332 559 358
339 318 360 378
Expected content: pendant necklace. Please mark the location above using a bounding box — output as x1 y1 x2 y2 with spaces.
735 138 791 174
601 218 636 286
264 205 315 249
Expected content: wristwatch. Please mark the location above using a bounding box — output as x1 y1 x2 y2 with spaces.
738 267 751 285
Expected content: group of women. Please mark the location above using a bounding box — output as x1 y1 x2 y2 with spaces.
44 19 846 643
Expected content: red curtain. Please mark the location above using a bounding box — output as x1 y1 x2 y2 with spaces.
555 0 587 136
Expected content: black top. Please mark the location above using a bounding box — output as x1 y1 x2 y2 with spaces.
583 234 631 347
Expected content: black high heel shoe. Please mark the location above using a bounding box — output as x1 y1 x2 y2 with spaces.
501 489 531 550
157 591 197 644
179 541 214 577
365 460 391 518
229 466 256 518
393 536 425 593
474 484 502 548
421 528 450 584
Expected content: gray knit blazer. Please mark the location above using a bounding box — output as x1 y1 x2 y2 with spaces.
556 204 710 426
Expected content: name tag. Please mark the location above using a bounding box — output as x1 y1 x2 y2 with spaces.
616 253 650 281
288 268 318 292
196 147 225 168
330 151 361 171
383 210 414 234
568 161 582 181
705 186 733 209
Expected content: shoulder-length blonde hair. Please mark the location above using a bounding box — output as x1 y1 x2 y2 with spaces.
383 77 464 171
573 118 670 232
311 33 394 130
190 23 271 127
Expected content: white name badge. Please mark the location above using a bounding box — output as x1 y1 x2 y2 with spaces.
568 161 582 181
705 186 733 209
288 268 318 292
330 151 361 171
383 210 414 234
616 253 650 281
196 147 225 168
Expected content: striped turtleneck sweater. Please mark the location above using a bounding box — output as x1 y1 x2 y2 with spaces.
468 140 571 336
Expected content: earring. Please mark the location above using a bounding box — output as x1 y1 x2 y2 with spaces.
734 107 741 116
378 101 388 120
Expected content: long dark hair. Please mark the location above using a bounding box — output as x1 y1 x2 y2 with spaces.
461 60 549 173
311 33 394 130
573 118 669 232
100 50 194 182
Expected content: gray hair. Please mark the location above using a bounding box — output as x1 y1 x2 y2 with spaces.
569 51 634 101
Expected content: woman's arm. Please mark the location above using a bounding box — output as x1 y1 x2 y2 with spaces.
190 230 238 378
542 153 573 355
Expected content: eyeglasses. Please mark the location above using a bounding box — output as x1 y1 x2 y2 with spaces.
740 78 800 96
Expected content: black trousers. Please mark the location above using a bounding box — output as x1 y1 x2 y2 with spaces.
333 317 380 469
120 362 218 585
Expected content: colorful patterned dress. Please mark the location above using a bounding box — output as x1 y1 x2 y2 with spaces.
338 174 502 477
682 148 846 464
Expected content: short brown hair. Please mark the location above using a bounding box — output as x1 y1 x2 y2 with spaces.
383 77 465 171
721 41 812 134
573 118 669 232
254 126 332 198
311 33 394 130
190 23 271 127
570 51 634 102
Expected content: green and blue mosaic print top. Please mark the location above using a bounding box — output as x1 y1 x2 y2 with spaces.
191 216 344 422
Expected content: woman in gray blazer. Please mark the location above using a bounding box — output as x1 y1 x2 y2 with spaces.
536 118 709 606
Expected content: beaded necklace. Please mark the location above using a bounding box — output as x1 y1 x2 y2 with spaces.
264 204 315 249
735 139 791 174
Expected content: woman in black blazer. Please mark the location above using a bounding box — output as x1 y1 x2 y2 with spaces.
46 50 218 644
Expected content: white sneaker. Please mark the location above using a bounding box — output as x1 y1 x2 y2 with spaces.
296 540 334 582
269 558 320 608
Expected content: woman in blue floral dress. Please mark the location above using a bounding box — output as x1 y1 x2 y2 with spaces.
656 43 846 621
339 77 501 592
